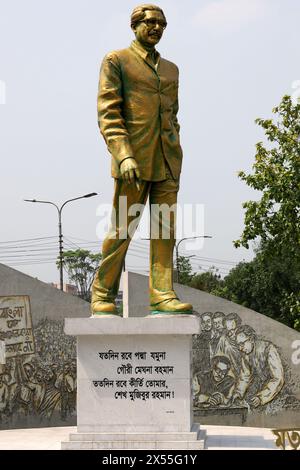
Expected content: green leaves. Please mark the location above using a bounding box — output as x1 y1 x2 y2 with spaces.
233 95 300 329
234 95 300 259
56 249 102 301
212 248 300 330
189 270 223 293
177 255 194 285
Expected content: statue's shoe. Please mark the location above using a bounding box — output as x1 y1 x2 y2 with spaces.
150 298 193 315
91 301 121 317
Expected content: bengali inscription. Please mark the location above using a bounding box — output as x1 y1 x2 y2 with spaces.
0 296 35 358
93 349 175 402
272 428 300 450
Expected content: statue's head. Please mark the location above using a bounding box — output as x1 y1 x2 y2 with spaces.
212 311 225 332
131 4 167 48
236 325 256 354
225 312 242 331
201 312 213 331
211 356 231 383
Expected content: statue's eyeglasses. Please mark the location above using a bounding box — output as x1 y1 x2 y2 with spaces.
140 19 167 30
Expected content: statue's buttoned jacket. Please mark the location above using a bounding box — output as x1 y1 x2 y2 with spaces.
98 41 183 181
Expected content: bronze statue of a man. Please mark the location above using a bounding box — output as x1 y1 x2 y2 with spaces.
91 4 193 316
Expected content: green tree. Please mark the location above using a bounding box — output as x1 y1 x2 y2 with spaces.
234 95 300 258
213 247 300 330
189 269 223 293
57 249 102 301
176 255 194 285
233 95 300 328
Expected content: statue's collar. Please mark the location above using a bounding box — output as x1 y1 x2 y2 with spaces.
130 40 160 63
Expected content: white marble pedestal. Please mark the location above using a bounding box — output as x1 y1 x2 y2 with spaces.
61 316 205 450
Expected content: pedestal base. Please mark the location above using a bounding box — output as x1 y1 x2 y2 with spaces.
62 317 202 450
61 423 206 450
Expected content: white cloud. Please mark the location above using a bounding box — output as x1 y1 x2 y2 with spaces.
195 0 269 33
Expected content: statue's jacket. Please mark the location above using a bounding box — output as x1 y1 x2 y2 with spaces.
98 40 183 182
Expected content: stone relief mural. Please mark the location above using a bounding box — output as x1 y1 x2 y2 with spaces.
192 312 300 422
1 295 300 429
0 296 76 428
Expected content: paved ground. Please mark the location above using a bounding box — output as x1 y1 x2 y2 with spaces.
0 426 75 450
0 425 278 450
205 425 277 450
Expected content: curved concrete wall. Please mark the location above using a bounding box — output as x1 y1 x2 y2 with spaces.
124 271 300 428
0 263 90 429
1 265 299 430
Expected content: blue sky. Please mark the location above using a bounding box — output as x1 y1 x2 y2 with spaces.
1 0 299 283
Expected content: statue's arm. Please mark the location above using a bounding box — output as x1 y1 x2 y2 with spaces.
172 67 180 134
255 345 284 405
172 91 180 134
97 53 133 166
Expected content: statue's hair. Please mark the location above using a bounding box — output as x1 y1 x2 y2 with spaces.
236 324 256 340
225 312 242 326
201 311 213 319
213 311 225 320
130 4 166 29
211 355 231 369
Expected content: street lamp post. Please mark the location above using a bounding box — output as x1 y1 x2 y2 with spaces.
24 192 98 291
175 236 212 283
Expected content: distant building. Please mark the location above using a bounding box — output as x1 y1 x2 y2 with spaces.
115 291 123 308
49 283 78 295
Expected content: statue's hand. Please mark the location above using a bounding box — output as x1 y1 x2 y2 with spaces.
120 157 141 190
250 396 261 408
